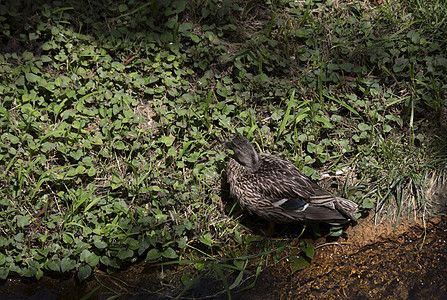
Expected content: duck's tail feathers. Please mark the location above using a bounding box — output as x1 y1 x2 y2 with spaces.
287 205 351 225
334 197 358 221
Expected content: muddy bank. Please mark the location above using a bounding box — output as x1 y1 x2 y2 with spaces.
236 215 447 300
1 215 446 299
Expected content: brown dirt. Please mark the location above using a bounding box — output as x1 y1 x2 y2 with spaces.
236 214 447 300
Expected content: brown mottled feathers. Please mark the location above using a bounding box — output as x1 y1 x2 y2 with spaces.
226 136 358 225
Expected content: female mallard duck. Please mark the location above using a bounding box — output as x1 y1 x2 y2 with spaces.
226 136 358 225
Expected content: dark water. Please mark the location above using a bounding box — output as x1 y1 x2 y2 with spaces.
1 216 446 299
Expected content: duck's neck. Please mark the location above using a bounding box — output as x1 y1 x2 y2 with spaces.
245 150 261 171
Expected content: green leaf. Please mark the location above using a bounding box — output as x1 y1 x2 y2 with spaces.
115 140 126 150
0 253 5 265
87 167 97 177
8 263 21 275
41 55 52 62
5 133 20 144
0 268 9 279
189 34 200 43
78 265 92 281
358 123 371 131
94 240 107 249
160 135 175 147
118 4 127 12
295 28 310 37
25 72 40 83
307 142 316 154
407 30 420 44
47 259 61 272
301 241 315 259
41 142 55 152
149 185 161 192
29 32 39 40
61 257 76 272
69 149 83 160
253 73 269 86
23 267 37 277
362 198 375 209
16 215 30 228
81 155 93 166
301 166 316 178
229 264 246 290
80 249 100 267
314 116 334 128
162 247 178 259
89 136 103 145
41 41 53 50
290 255 309 273
271 110 283 121
167 0 188 15
330 228 343 237
383 124 392 133
145 248 161 260
199 233 213 246
86 253 99 267
177 236 187 249
117 249 133 260
181 273 198 289
63 232 73 244
35 268 43 280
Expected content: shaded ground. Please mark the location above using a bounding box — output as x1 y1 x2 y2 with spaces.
236 214 447 300
0 215 446 299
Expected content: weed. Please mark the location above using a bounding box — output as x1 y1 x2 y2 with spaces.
0 1 445 296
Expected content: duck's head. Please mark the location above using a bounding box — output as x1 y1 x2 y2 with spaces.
225 136 260 170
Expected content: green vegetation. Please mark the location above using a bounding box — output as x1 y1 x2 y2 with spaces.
0 0 446 295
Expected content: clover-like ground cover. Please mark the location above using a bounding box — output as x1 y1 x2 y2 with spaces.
0 0 445 294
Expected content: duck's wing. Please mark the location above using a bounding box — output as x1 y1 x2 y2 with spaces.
256 154 358 221
256 153 335 203
269 196 353 224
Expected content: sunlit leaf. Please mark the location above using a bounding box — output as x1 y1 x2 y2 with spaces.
25 72 40 83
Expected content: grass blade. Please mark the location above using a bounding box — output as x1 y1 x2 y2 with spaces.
276 89 296 141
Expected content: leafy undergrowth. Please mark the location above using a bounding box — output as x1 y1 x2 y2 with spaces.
0 0 446 295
